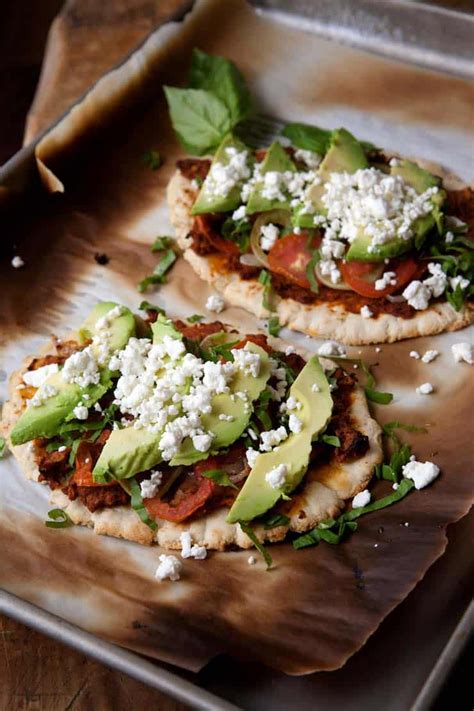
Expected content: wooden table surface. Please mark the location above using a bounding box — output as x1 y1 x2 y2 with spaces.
1 1 472 709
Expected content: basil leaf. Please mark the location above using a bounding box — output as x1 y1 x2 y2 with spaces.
142 150 162 171
189 49 251 126
0 437 7 458
151 236 174 252
138 249 176 292
187 314 204 323
139 300 166 315
321 434 341 447
365 387 393 405
261 512 290 529
239 521 273 569
268 316 281 337
130 477 158 530
282 122 332 155
201 468 238 489
164 86 233 156
45 508 73 529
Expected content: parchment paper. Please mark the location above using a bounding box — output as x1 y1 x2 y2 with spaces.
1 0 473 675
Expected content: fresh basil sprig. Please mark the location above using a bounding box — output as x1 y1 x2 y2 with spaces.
165 49 251 156
282 122 378 158
240 521 273 569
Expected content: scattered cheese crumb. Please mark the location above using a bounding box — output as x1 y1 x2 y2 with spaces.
311 383 320 393
404 521 410 527
206 294 225 313
180 532 207 560
23 363 59 388
317 340 346 357
352 489 371 508
360 305 374 319
260 223 280 252
410 350 420 360
285 345 296 355
265 463 288 489
451 342 473 365
155 554 182 582
11 255 25 269
288 413 303 434
246 448 259 468
73 404 89 420
416 382 434 395
402 459 440 489
57 446 67 453
375 347 381 353
140 470 163 499
421 349 439 364
392 482 399 490
248 555 257 565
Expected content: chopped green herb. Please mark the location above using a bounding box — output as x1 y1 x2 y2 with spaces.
130 477 158 530
268 316 281 337
382 420 427 448
138 249 176 292
0 436 7 458
320 434 341 447
45 508 73 529
331 356 393 405
255 389 272 430
365 388 393 405
142 149 162 171
239 521 273 569
259 269 273 311
139 300 166 315
221 216 252 253
201 468 238 489
261 512 290 530
187 314 204 323
282 122 332 155
306 249 320 294
151 236 174 252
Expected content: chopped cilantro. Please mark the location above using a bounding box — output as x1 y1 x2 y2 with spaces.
268 315 281 337
139 300 166 315
138 248 176 292
320 434 341 447
239 521 273 569
0 437 6 458
142 149 162 171
201 469 238 489
129 477 158 530
187 314 204 323
45 508 73 529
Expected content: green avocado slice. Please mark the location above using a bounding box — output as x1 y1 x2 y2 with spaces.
191 133 252 215
93 342 271 482
10 302 135 446
245 141 296 215
226 356 332 524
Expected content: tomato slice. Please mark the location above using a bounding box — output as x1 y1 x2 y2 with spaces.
233 334 272 353
72 430 113 487
144 471 216 523
268 233 321 289
340 256 425 298
194 215 240 256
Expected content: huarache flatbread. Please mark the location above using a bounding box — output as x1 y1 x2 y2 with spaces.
1 302 385 555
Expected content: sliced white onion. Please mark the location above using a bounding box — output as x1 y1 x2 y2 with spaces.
386 294 406 303
249 209 292 268
315 263 352 291
239 253 261 267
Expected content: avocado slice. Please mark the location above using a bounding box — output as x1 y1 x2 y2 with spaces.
293 128 368 227
191 134 251 215
226 356 332 524
245 141 296 215
346 160 445 262
10 302 135 445
93 341 271 482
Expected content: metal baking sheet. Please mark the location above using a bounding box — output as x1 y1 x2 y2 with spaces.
1 0 473 708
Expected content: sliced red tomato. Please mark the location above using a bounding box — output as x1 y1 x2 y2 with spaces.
194 215 240 256
268 233 321 289
144 471 216 523
72 429 113 487
233 334 272 353
340 256 425 298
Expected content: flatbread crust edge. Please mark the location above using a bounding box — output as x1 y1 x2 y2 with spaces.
1 338 382 551
167 170 474 345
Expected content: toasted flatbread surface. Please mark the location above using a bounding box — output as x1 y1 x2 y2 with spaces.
2 338 382 551
167 170 474 345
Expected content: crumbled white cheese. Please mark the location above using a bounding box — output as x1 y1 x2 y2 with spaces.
140 470 163 499
416 382 434 395
155 554 182 582
444 231 454 243
246 448 259 468
409 350 420 360
360 305 374 319
260 426 288 452
231 348 261 377
232 205 247 221
247 555 257 565
294 148 321 168
402 459 440 489
288 413 303 434
451 342 473 364
375 271 397 291
73 404 89 420
421 349 439 364
352 489 371 508
284 345 295 355
180 532 207 560
206 294 225 313
260 223 279 252
203 147 251 200
450 275 470 291
94 402 103 412
23 363 59 388
192 432 213 453
57 445 67 453
311 383 320 393
265 463 289 489
29 383 58 408
402 280 431 311
392 482 399 490
11 255 24 268
318 340 346 357
62 348 101 388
